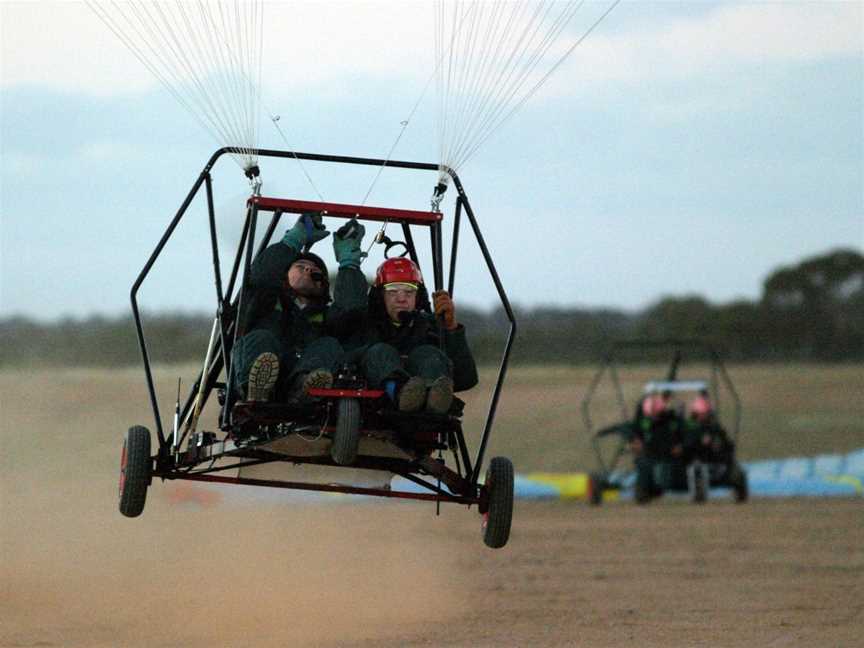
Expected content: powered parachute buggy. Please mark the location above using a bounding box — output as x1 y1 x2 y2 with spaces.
120 148 518 548
580 339 748 505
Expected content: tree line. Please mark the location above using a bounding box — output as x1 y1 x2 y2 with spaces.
2 249 861 368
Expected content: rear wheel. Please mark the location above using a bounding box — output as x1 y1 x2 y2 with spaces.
119 425 151 518
730 464 748 503
690 462 707 504
331 398 360 465
481 457 514 549
634 461 654 505
587 472 604 506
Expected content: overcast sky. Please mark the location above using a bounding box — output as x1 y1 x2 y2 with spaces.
2 0 862 321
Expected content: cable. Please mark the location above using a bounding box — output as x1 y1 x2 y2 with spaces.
86 0 264 171
434 0 621 175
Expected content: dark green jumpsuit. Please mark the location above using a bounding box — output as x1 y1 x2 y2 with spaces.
230 241 367 400
349 310 479 393
633 409 688 496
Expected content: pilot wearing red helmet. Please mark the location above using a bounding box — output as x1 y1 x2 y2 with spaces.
352 257 478 414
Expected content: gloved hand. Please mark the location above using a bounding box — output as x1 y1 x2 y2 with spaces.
333 220 366 269
432 290 458 330
282 212 330 251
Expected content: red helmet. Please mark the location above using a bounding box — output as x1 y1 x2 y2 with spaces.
642 394 667 418
689 395 713 421
375 257 424 287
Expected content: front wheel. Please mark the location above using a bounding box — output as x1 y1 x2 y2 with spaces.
587 472 605 506
730 464 748 503
119 425 151 518
689 462 708 504
481 457 514 549
331 398 361 466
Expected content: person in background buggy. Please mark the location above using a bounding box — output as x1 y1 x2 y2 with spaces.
629 390 688 502
347 257 479 414
230 213 368 403
630 392 683 457
684 390 736 466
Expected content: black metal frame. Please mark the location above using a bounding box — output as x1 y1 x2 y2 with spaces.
130 147 517 502
580 338 742 478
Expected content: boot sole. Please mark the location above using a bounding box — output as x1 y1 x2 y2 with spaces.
426 377 454 414
247 352 279 401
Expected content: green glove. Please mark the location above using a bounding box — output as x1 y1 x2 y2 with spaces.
333 220 366 269
282 212 330 251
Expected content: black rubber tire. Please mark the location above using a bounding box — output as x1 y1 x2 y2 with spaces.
634 481 652 505
634 470 653 505
588 472 604 506
691 463 707 504
119 425 151 518
331 398 361 466
482 457 514 549
731 464 749 503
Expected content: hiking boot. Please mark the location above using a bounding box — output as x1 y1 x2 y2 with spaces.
426 376 454 414
397 376 426 412
247 352 279 401
302 368 334 394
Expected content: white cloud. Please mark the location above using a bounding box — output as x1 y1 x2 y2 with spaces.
2 152 44 180
0 1 156 94
0 1 433 96
3 2 859 99
554 2 863 88
77 140 136 162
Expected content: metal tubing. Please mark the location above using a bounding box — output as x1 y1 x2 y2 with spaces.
580 363 607 435
401 222 419 264
205 173 223 304
447 198 463 297
609 364 629 420
223 209 252 305
431 221 444 291
210 147 440 173
445 172 517 486
233 205 258 356
131 169 211 448
167 472 479 504
250 197 441 225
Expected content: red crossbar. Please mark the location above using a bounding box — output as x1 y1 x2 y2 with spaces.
249 197 442 225
307 387 385 399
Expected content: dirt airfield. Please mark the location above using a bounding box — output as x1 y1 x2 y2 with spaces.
3 490 862 647
2 366 862 647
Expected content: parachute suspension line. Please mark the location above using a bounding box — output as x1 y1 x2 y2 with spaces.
194 0 252 162
461 0 622 167
444 0 521 175
439 0 577 172
445 0 516 168
359 66 437 208
86 1 264 172
267 114 326 203
432 1 483 193
434 0 620 175
363 1 483 208
449 0 583 170
87 1 212 139
142 0 254 165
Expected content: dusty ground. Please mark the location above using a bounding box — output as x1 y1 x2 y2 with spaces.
3 492 862 647
1 366 862 647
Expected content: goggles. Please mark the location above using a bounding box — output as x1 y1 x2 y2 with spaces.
383 282 418 293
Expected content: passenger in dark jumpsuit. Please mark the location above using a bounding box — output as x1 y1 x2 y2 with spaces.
347 257 479 414
630 392 687 501
230 215 368 402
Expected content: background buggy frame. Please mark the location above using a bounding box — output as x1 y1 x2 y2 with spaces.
581 338 742 479
130 147 516 503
